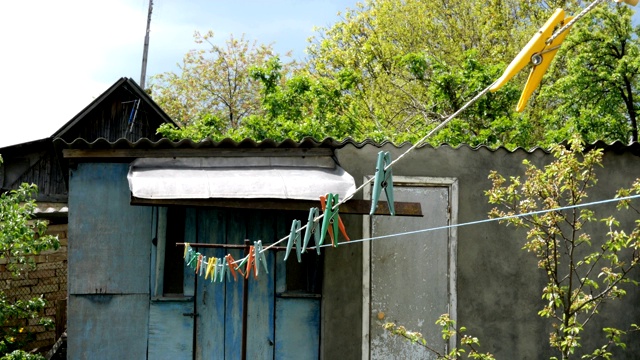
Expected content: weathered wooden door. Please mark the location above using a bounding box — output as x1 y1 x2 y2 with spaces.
364 177 457 359
187 208 322 360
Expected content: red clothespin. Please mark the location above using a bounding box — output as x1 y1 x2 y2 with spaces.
320 194 350 246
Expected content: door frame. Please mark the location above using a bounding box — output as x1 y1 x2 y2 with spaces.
362 176 458 359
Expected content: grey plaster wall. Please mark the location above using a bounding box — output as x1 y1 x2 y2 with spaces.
327 143 640 359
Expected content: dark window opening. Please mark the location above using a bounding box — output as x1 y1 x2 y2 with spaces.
284 244 323 295
163 206 185 295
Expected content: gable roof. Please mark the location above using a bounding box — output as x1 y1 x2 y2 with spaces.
52 77 177 141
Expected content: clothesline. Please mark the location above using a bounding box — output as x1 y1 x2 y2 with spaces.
259 0 604 256
179 193 640 284
181 0 618 271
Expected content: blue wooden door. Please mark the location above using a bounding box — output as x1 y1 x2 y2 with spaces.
188 208 321 360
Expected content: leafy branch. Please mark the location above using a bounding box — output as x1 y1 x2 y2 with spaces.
383 314 495 360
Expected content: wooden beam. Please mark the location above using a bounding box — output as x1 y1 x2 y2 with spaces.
130 197 423 217
63 147 333 159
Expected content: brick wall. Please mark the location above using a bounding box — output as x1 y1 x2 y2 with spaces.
0 224 68 351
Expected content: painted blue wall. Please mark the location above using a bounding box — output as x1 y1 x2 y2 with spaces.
68 162 151 359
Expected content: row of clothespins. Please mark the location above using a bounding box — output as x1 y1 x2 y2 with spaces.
283 151 395 262
182 150 397 281
183 241 270 282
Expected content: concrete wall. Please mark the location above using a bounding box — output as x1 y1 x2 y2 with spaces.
327 143 640 359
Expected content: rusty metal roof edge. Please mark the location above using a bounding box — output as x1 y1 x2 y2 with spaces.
51 137 640 155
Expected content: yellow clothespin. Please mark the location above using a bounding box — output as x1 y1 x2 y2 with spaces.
490 8 573 112
615 0 637 6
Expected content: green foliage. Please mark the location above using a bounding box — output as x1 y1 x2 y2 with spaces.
485 136 640 359
153 1 637 148
0 156 59 356
383 314 495 360
0 350 44 360
150 31 281 128
539 3 640 144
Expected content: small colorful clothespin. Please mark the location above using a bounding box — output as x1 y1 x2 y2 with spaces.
218 260 227 283
199 256 206 277
320 194 350 247
183 243 190 259
213 258 220 283
370 151 395 216
187 251 199 268
226 254 239 281
285 220 302 262
490 8 573 112
254 241 269 275
245 247 255 279
205 258 215 280
303 207 321 255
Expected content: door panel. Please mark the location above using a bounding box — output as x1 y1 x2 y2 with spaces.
369 184 452 359
181 208 320 359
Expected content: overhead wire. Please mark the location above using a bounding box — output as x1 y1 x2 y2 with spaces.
224 0 611 265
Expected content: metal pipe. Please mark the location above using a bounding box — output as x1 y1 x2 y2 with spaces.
176 242 287 251
242 239 250 360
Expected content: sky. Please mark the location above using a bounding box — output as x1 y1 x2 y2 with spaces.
0 1 638 148
0 0 359 147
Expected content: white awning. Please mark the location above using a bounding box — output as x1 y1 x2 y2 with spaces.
127 157 356 201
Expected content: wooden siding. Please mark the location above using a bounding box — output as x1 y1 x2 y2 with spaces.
68 162 151 294
7 150 67 199
57 84 167 143
67 294 149 360
148 300 193 360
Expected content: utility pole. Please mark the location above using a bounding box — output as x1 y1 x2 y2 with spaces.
140 0 153 89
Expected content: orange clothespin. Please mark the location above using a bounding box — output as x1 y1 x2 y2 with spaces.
615 0 637 6
245 247 256 279
320 194 350 246
195 254 203 274
490 8 573 112
226 254 239 281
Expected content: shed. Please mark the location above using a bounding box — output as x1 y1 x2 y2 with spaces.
59 137 640 359
0 77 177 351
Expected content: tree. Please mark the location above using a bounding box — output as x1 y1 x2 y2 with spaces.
150 31 280 129
485 136 640 359
158 57 366 142
305 0 585 145
538 3 639 144
0 156 59 358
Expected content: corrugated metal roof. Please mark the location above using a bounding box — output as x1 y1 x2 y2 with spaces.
53 137 640 154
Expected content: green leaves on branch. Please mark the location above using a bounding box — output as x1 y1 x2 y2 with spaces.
0 155 59 357
485 135 640 359
383 314 495 360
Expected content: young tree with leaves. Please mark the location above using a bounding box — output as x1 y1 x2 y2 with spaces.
0 156 59 359
150 31 282 129
485 137 640 359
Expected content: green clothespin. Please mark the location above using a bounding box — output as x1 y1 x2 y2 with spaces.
370 151 395 216
285 220 302 262
187 251 199 268
303 207 321 255
320 193 340 247
254 240 269 275
218 260 227 283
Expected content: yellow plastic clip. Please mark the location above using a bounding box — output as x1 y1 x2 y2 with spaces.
615 0 638 6
490 8 573 112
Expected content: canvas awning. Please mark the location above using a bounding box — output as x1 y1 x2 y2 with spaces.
127 156 356 201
